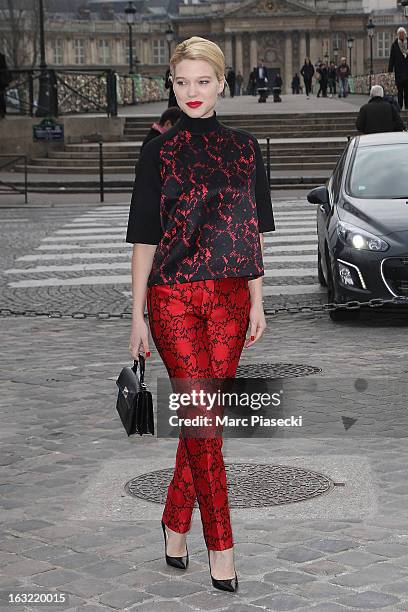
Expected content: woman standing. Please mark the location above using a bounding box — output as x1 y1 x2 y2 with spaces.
300 57 315 99
126 36 275 593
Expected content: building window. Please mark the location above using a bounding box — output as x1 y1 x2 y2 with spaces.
52 39 63 65
152 39 166 65
332 32 342 52
376 31 391 59
98 39 111 65
74 39 85 65
122 40 137 66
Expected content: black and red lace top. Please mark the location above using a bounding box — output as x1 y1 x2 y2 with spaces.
126 109 275 287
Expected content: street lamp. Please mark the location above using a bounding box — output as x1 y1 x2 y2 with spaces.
366 18 375 90
36 0 53 116
347 37 354 74
124 1 136 104
125 1 136 74
165 23 175 62
333 45 339 64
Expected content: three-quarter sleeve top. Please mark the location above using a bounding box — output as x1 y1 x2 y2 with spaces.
126 109 275 287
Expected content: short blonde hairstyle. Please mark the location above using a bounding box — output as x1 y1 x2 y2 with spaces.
170 36 225 82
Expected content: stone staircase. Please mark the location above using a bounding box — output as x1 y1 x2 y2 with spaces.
11 110 407 190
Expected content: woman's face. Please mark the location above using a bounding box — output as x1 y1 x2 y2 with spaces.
173 59 224 118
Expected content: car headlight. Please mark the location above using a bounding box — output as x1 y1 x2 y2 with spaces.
336 221 389 252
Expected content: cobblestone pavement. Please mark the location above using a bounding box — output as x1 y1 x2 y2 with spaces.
0 194 326 316
1 196 408 611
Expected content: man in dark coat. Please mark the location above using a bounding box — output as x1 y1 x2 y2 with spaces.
388 26 408 110
0 52 12 118
140 106 181 153
255 60 269 103
226 67 236 98
300 58 314 98
291 73 300 94
356 85 404 134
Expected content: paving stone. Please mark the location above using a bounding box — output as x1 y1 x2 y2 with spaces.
59 577 113 598
1 558 56 576
128 598 204 610
7 520 55 532
303 538 360 553
334 590 401 609
79 559 134 579
98 587 151 608
263 570 316 585
327 550 388 568
300 559 350 576
381 580 408 596
144 579 204 598
277 546 324 563
249 592 310 610
30 568 83 587
329 562 408 587
364 542 408 558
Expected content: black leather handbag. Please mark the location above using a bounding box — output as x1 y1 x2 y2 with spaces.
116 354 154 436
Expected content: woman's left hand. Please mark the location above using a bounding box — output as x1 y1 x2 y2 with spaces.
244 301 267 348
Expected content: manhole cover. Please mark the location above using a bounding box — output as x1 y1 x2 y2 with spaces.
235 363 321 378
125 463 335 508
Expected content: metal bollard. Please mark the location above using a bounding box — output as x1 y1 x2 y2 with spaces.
99 141 104 203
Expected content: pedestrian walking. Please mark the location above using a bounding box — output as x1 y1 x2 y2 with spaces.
316 62 328 98
273 72 283 102
291 73 300 94
226 66 236 98
337 57 350 98
235 70 243 95
254 60 269 102
328 61 337 97
388 26 408 111
0 52 12 118
165 67 178 108
140 107 181 153
248 69 257 96
356 84 404 134
126 35 275 594
300 57 314 98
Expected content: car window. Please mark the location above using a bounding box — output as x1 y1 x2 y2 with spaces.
331 144 350 202
347 144 408 199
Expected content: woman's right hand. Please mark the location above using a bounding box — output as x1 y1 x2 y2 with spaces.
129 317 150 360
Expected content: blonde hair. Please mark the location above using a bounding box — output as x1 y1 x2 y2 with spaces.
169 36 225 83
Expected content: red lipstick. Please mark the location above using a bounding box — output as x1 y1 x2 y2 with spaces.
186 101 203 108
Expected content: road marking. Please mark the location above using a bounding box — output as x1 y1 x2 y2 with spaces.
5 204 324 302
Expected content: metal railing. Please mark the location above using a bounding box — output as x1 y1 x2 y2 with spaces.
4 67 117 117
0 155 28 203
4 68 167 117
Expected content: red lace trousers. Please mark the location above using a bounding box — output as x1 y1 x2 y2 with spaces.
146 277 251 550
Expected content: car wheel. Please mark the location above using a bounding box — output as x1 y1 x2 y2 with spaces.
327 261 360 322
317 247 327 287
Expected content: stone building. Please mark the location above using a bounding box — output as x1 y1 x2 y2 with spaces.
1 0 407 93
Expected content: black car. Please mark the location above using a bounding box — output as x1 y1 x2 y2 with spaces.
307 132 408 321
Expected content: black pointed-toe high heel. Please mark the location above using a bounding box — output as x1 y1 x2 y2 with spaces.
207 550 238 592
161 519 189 570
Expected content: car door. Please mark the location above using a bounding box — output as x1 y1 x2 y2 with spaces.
318 144 350 281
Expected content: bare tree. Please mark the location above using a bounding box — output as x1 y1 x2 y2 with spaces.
0 0 40 68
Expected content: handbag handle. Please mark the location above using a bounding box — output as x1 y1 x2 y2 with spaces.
132 353 146 384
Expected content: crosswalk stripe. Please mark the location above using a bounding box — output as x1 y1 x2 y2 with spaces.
36 243 132 250
42 234 126 242
17 252 131 262
5 203 325 302
262 284 326 296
